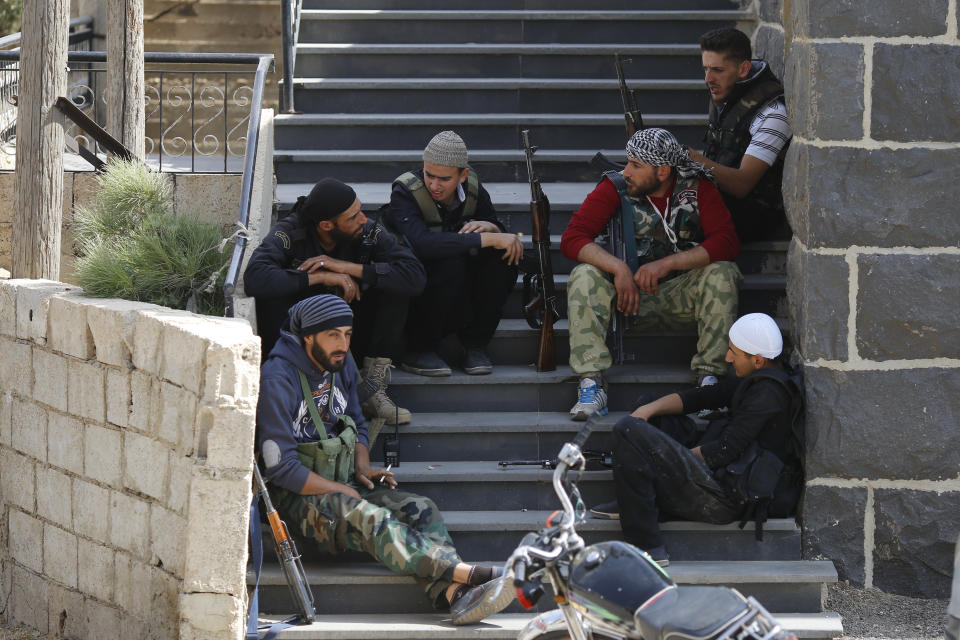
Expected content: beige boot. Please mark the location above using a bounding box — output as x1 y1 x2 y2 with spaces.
361 357 412 425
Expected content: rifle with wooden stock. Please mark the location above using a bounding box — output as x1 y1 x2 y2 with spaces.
253 464 316 623
521 129 558 372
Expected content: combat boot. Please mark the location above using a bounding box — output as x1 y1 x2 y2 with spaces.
360 357 411 425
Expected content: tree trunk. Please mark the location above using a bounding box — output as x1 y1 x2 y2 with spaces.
107 0 144 159
13 0 71 280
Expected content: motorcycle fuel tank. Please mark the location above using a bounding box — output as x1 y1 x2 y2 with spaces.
567 541 676 624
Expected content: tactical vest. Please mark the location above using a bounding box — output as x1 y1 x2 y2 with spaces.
702 62 788 230
605 170 705 273
392 170 480 232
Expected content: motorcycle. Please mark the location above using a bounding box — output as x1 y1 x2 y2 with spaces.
502 417 798 640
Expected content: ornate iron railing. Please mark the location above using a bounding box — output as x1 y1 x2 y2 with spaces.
280 0 303 113
0 49 273 173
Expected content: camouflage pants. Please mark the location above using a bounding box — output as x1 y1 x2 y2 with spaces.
567 261 742 377
276 487 460 606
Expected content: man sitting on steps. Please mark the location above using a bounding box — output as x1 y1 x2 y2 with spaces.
560 127 741 421
245 178 424 427
257 295 515 625
590 313 803 567
383 130 522 377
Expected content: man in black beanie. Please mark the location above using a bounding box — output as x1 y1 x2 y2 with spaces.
245 177 426 426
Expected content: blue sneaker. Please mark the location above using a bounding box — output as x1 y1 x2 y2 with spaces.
570 376 608 421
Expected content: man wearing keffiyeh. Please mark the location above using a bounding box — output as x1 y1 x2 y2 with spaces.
560 128 743 420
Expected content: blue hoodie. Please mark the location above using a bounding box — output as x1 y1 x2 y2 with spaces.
257 330 369 493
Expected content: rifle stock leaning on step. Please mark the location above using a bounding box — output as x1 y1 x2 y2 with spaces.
521 129 559 372
253 464 316 623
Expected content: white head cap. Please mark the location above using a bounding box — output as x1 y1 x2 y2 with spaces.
729 313 783 359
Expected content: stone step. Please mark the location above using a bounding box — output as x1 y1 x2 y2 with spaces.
387 363 692 414
275 147 698 183
304 0 746 12
252 559 837 615
259 612 843 640
298 10 748 45
289 77 705 114
272 112 705 150
293 43 703 79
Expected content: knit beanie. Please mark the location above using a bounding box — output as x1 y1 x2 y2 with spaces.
729 313 783 359
299 178 357 225
289 295 353 338
423 130 468 168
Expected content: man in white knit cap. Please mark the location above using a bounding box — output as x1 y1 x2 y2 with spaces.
590 312 803 566
384 130 522 377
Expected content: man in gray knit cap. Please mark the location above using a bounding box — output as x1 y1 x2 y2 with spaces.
384 130 522 376
257 294 515 624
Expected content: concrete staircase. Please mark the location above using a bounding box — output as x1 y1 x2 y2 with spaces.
259 2 842 638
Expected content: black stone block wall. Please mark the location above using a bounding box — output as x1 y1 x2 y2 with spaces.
758 0 960 598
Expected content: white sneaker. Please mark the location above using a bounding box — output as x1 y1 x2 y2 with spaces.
569 376 608 421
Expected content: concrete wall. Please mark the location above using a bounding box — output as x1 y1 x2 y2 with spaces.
764 0 960 597
0 277 261 638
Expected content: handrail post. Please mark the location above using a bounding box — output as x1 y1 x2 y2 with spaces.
280 0 295 113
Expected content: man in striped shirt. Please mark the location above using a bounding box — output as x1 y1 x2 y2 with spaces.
686 28 792 242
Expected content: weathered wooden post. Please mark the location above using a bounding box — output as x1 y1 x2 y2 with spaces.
106 0 144 158
12 0 71 280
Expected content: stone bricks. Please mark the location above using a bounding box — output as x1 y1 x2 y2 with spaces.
115 552 154 618
37 466 72 528
151 505 187 577
203 338 261 405
149 568 181 640
160 318 211 393
84 598 121 640
199 403 255 471
799 0 948 37
127 370 156 433
872 44 960 142
48 412 84 474
12 398 47 461
130 309 178 376
754 26 784 81
874 489 960 597
44 524 78 588
10 565 49 633
0 448 35 512
33 348 68 412
48 582 86 639
77 538 114 603
0 337 32 397
182 474 250 594
167 453 194 515
106 368 130 428
84 423 122 486
179 593 243 640
857 254 960 360
172 173 242 230
47 293 94 359
85 298 143 367
67 359 105 423
9 508 43 572
787 244 849 361
805 367 960 480
0 278 15 336
15 280 74 344
758 0 782 24
801 485 867 584
156 381 198 451
785 143 960 248
73 479 111 542
786 42 864 141
0 391 10 445
110 491 151 560
123 431 169 501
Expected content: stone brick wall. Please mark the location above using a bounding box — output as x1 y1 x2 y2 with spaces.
0 172 243 284
0 277 261 638
762 0 960 597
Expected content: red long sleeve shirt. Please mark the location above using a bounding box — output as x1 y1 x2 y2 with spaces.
560 176 740 264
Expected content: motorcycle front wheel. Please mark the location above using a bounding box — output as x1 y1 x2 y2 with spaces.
527 631 626 640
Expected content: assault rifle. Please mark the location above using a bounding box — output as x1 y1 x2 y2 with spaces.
616 53 644 136
253 464 316 623
520 129 558 372
498 449 614 470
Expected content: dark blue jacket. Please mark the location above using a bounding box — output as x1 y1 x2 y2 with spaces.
256 330 368 493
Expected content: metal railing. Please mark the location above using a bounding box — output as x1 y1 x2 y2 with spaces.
0 49 272 172
280 0 303 113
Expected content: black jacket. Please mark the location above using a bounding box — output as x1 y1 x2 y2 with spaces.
678 369 796 470
244 209 426 352
383 168 505 261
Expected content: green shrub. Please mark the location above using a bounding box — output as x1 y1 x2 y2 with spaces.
74 160 232 316
0 0 21 36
